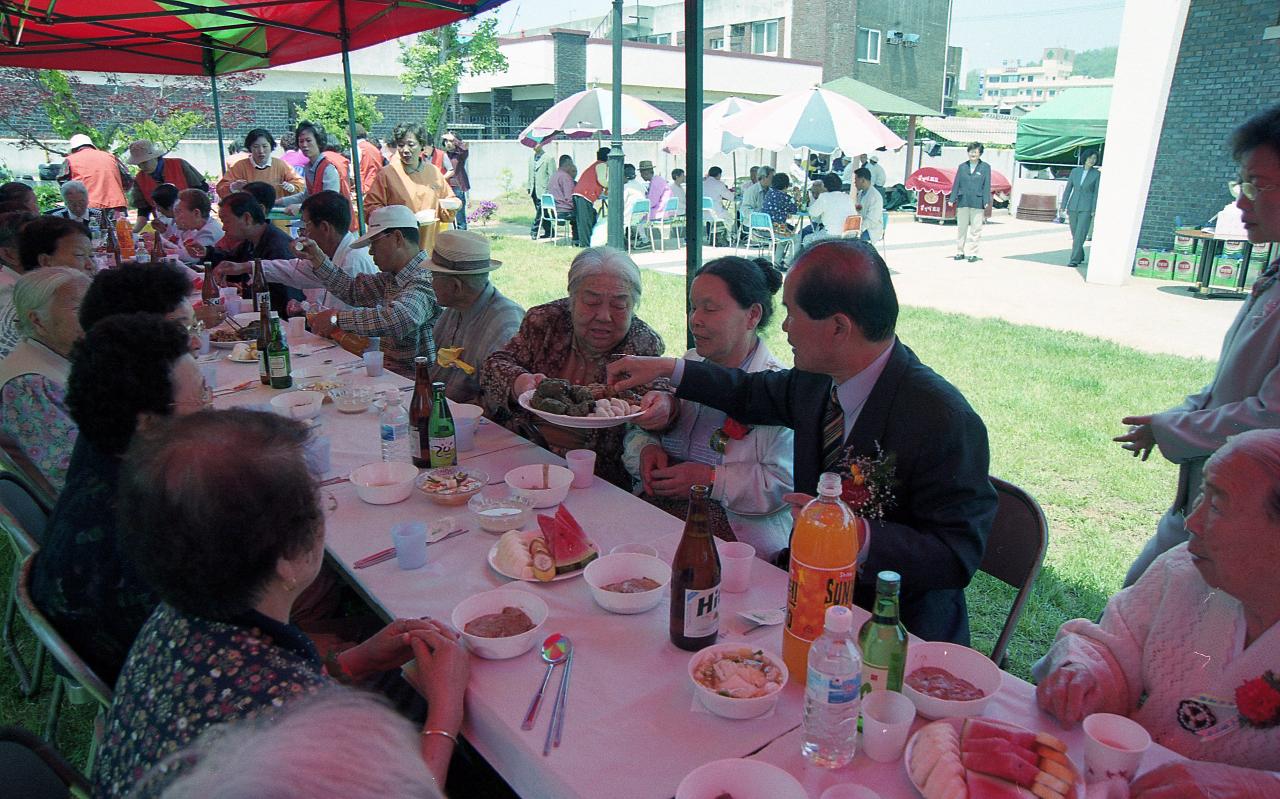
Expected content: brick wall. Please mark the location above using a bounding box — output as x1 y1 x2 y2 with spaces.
849 0 950 112
1137 0 1280 249
553 30 589 101
789 0 857 81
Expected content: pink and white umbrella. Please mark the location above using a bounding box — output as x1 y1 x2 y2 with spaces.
720 87 905 155
518 88 677 147
661 96 759 159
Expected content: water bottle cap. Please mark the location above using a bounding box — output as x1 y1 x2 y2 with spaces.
817 472 843 496
823 605 853 633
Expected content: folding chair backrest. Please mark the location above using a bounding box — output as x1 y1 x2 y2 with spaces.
662 197 680 214
0 475 44 557
701 196 714 211
627 200 650 224
541 193 556 209
749 212 773 230
981 476 1048 668
0 726 90 799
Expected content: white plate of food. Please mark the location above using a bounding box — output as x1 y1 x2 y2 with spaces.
518 382 643 429
487 507 599 582
904 717 1081 799
225 342 259 363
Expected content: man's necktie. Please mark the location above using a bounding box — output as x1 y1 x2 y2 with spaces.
821 384 845 473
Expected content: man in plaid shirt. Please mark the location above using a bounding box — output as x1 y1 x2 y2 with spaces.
302 204 441 376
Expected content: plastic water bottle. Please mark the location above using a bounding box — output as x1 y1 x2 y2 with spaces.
802 605 862 768
379 393 411 463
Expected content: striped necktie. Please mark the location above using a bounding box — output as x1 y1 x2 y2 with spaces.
821 384 845 472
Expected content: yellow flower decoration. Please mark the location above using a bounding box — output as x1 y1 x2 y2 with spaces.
849 464 865 486
437 346 475 375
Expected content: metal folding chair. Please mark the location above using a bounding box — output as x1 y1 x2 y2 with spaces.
0 450 53 698
981 477 1049 669
0 726 90 799
625 199 653 252
702 196 731 246
652 197 685 252
539 192 572 246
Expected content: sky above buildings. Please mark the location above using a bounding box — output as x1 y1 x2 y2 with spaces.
469 0 1125 74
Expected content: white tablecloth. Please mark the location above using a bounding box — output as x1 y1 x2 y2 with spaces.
212 336 1178 799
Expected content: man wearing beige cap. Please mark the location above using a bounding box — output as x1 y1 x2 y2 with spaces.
428 230 525 405
295 204 441 376
126 139 207 233
58 133 130 211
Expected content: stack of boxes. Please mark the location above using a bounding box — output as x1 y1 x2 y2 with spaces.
1172 234 1197 283
1211 239 1248 289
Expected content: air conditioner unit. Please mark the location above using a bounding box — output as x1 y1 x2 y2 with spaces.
886 30 903 45
903 33 920 47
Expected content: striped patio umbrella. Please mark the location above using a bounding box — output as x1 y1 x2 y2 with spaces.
721 87 905 155
660 96 758 159
517 88 676 148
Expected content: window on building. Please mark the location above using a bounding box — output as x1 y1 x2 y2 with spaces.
730 23 747 52
750 19 778 54
710 37 724 49
856 27 880 63
1036 89 1043 96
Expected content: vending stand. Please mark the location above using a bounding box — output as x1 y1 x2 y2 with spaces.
905 166 1013 223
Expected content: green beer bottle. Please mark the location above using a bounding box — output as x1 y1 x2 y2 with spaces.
266 312 293 389
856 570 908 697
427 381 457 468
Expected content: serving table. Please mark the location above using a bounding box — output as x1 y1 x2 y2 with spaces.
211 335 1178 798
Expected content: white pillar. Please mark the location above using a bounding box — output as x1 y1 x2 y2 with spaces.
1086 0 1192 286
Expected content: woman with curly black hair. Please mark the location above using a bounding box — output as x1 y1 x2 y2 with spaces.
29 312 210 683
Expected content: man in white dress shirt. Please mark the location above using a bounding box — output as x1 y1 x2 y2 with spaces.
804 172 856 240
854 168 885 245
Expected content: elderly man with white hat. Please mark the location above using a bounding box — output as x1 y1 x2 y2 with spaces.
428 230 524 405
294 204 442 377
125 138 208 233
58 133 130 212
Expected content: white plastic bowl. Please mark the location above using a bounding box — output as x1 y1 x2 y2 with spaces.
687 643 787 720
468 492 533 533
676 759 806 799
231 311 259 328
348 461 419 505
269 390 324 420
451 587 548 660
504 464 573 508
291 365 340 390
902 640 1002 719
583 552 671 614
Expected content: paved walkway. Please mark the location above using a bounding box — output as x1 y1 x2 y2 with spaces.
621 213 1240 360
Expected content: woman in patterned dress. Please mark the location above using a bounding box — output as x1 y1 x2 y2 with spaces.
0 267 90 492
95 409 469 799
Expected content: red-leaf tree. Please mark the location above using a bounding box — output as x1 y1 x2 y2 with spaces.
0 68 263 158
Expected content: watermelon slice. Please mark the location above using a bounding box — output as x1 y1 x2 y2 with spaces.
536 508 598 574
963 752 1040 789
963 735 1038 766
966 771 1035 799
964 718 1039 750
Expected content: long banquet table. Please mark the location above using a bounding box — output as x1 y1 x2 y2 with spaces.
210 334 1179 799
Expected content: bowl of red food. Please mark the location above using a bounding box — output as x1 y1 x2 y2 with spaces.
902 641 1002 719
451 587 548 660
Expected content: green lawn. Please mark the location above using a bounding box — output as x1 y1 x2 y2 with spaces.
0 234 1215 768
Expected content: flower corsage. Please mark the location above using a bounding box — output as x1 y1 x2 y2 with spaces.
1236 671 1280 729
833 444 897 519
709 418 751 454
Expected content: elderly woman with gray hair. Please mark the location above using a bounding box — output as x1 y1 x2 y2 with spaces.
0 267 90 491
49 179 103 229
481 246 664 488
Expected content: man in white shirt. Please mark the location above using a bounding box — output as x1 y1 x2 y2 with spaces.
702 166 735 227
669 169 688 213
805 172 857 240
854 168 885 245
212 190 376 312
841 153 869 186
168 189 224 263
622 164 652 246
867 155 887 190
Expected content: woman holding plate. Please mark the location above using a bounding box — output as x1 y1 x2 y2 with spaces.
363 122 457 258
481 247 664 489
622 256 794 560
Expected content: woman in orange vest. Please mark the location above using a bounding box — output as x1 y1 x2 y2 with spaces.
274 121 356 231
364 122 455 256
127 140 208 233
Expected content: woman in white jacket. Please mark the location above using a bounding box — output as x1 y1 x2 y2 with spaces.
623 256 794 560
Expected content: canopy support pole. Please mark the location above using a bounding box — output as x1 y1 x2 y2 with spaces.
606 0 624 249
684 0 702 349
904 114 917 185
338 0 366 234
202 39 227 176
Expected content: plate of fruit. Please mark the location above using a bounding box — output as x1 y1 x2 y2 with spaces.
488 506 599 582
905 717 1080 799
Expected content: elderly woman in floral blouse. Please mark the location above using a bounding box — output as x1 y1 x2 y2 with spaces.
481 247 664 488
0 267 91 492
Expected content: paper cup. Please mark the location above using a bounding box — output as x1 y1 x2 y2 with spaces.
565 449 597 489
717 541 755 593
287 315 306 342
860 689 916 763
363 350 385 377
451 403 483 452
392 522 428 570
1083 713 1150 783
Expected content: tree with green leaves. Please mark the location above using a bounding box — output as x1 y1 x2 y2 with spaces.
297 85 383 149
398 18 508 142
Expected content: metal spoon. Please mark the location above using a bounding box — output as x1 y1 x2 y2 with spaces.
521 633 569 730
544 636 574 755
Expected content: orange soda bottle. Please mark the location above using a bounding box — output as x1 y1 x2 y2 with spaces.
782 472 865 681
115 217 135 259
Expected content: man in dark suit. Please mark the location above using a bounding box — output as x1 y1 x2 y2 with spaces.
608 240 997 644
1060 149 1101 267
952 141 992 263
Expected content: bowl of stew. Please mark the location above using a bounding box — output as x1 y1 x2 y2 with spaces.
901 641 1002 719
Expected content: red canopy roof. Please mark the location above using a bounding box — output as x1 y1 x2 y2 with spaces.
905 166 1012 194
0 1 506 75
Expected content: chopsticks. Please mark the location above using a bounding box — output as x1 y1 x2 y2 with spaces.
213 379 257 397
352 527 467 569
544 648 574 755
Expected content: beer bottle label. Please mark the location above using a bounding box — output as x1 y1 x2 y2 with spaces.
409 428 422 459
785 557 855 645
682 585 720 638
807 669 861 706
429 435 457 467
268 354 289 377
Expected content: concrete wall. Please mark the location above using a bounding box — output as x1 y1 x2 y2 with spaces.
1137 0 1280 249
850 0 952 113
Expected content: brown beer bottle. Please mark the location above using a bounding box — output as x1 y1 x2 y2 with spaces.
408 356 432 467
669 485 722 651
251 258 269 312
257 281 272 385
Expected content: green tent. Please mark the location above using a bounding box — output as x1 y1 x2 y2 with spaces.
1014 87 1111 162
